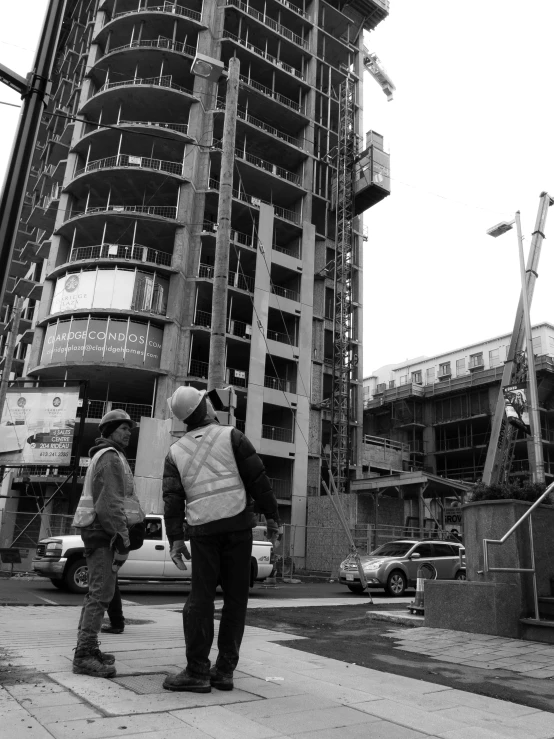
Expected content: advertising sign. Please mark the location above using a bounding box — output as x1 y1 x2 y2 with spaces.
503 383 530 435
50 270 137 314
40 318 163 368
0 387 80 465
444 507 463 538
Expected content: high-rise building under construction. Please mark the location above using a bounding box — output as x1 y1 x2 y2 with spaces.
1 0 390 562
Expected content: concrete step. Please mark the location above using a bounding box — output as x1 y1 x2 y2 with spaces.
520 617 554 644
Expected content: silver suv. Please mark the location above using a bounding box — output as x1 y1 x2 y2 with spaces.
339 539 466 596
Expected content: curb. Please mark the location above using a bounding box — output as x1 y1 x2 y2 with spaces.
365 610 424 627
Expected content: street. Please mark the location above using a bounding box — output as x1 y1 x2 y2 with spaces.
0 576 413 607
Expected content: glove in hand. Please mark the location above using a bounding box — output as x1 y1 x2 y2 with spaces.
170 539 191 570
266 519 279 547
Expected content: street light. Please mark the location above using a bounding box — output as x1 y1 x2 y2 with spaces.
487 212 545 484
191 54 240 393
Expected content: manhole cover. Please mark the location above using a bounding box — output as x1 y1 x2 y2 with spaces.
112 673 168 694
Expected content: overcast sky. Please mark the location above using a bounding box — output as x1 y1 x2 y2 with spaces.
1 2 554 378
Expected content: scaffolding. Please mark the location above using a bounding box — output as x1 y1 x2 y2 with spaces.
330 78 356 493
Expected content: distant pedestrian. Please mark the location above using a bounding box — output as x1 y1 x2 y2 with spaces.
162 387 280 693
71 410 145 677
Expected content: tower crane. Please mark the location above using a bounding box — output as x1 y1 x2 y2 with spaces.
363 47 395 101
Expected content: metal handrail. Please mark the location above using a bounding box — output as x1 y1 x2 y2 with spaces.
482 480 554 620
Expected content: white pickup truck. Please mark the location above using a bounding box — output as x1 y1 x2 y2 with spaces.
32 515 274 594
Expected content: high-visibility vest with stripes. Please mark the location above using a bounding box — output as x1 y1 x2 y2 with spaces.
72 447 145 529
169 424 247 526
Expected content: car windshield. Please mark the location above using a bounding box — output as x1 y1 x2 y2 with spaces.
369 542 414 557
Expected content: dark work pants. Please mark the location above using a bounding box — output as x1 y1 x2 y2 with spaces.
183 529 253 677
107 577 124 628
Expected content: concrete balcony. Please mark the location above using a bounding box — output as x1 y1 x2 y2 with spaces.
363 434 410 471
225 0 309 50
222 30 306 82
74 152 186 180
12 278 43 301
84 399 153 423
68 243 173 270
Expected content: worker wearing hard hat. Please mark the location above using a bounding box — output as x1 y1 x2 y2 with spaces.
71 409 145 678
162 386 280 694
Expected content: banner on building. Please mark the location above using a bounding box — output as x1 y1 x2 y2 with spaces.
0 387 80 465
503 383 530 435
40 318 163 369
444 507 463 539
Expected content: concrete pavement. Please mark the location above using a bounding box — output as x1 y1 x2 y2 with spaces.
1 600 554 739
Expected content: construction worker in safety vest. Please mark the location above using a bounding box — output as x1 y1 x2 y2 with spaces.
162 386 280 693
71 409 145 678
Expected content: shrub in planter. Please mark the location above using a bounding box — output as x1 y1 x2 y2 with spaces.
469 481 551 505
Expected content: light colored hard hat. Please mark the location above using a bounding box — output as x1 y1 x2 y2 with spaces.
168 386 205 422
98 409 135 431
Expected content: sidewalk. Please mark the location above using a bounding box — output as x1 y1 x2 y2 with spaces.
1 601 554 739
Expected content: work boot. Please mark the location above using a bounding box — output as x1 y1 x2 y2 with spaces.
93 646 115 666
101 624 124 634
163 669 210 693
210 666 233 691
73 648 116 678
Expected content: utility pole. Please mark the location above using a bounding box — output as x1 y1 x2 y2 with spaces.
208 56 240 391
0 295 24 419
515 212 545 484
0 0 67 310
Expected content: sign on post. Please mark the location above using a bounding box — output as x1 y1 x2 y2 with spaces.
0 387 80 465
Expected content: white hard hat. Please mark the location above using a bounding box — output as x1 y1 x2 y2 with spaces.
168 386 206 422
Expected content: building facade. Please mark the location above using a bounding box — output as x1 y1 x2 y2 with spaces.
363 323 554 483
0 0 390 564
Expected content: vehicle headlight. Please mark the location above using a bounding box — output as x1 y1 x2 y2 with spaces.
45 541 63 557
363 561 383 571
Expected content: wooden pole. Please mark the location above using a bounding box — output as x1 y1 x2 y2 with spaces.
208 57 240 391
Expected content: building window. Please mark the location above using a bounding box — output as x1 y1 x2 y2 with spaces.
412 370 422 384
489 348 500 367
399 375 407 385
469 352 484 370
549 336 554 356
533 336 542 354
426 367 435 384
456 358 466 375
438 362 451 378
389 380 395 388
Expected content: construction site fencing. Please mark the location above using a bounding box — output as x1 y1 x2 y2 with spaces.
276 523 461 576
0 510 76 553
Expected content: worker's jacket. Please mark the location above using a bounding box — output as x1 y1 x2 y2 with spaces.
73 445 144 532
167 424 247 526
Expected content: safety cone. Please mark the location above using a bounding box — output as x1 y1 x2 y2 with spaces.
408 567 427 615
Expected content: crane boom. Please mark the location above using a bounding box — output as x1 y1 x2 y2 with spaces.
363 47 395 101
482 192 554 485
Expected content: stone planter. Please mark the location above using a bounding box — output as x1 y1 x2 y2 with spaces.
425 499 554 637
463 499 554 605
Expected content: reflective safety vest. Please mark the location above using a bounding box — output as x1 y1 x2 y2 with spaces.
72 447 145 529
169 424 247 526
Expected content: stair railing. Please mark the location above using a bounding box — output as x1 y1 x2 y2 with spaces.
482 481 554 621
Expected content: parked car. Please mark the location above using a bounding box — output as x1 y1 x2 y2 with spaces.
32 515 274 594
339 539 466 596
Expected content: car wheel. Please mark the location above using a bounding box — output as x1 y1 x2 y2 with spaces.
347 584 364 594
64 558 89 594
50 579 67 590
386 570 407 597
455 570 467 581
